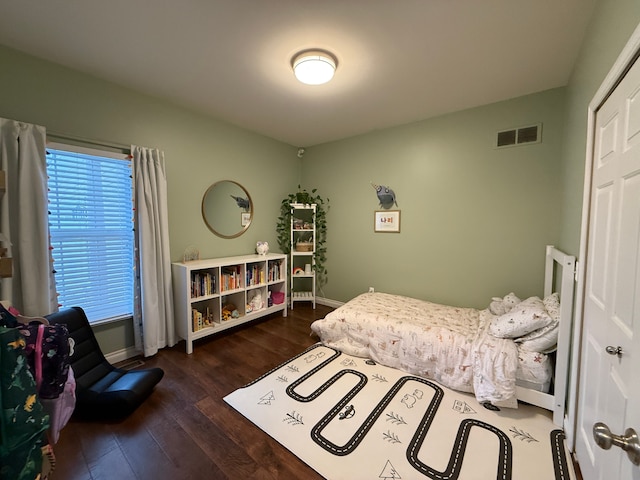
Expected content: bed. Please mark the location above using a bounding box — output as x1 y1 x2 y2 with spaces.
311 245 575 426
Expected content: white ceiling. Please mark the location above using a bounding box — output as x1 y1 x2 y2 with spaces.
0 0 597 147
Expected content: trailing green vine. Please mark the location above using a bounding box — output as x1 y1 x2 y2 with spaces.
276 185 330 288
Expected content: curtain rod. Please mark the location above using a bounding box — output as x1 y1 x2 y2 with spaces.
47 131 130 153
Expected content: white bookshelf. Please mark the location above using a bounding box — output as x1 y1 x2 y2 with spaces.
172 253 287 353
290 203 316 309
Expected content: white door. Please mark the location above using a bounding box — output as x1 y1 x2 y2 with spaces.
575 53 640 480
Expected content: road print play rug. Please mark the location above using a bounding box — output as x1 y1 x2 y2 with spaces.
224 343 576 480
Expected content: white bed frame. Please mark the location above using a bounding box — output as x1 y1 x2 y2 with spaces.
515 245 576 426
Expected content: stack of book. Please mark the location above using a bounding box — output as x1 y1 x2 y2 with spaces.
191 272 215 298
221 265 242 291
192 307 214 331
268 260 282 282
246 263 265 287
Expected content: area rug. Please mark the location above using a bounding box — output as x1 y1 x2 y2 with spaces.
224 343 576 480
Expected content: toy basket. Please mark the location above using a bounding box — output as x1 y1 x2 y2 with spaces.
295 242 313 252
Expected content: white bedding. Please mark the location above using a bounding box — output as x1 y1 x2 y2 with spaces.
311 292 521 408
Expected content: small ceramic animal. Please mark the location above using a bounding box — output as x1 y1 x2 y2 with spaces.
256 241 269 255
371 183 398 209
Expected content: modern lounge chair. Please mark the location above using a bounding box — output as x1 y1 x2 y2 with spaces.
46 307 164 420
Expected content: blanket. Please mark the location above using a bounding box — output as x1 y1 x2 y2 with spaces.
311 292 518 407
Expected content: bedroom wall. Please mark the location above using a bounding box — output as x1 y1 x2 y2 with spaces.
301 88 566 308
557 0 640 254
0 45 299 355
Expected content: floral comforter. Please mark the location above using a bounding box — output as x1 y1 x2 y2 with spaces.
310 292 519 408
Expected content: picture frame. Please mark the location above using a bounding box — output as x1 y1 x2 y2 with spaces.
241 212 251 226
374 210 401 233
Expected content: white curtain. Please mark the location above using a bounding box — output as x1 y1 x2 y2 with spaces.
132 145 175 356
0 118 57 316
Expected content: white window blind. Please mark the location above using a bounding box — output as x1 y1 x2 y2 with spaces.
47 145 134 324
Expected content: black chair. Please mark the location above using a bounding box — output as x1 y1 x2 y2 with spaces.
46 307 164 420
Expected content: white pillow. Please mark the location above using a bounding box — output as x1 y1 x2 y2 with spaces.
517 346 553 384
543 292 560 322
516 322 559 353
514 292 561 352
489 296 553 339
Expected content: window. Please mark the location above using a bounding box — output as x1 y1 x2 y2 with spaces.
47 144 135 324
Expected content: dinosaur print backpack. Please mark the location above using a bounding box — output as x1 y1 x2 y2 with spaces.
18 321 72 399
0 326 50 479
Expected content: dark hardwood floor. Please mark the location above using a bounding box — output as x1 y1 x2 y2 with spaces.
52 304 333 480
51 303 584 480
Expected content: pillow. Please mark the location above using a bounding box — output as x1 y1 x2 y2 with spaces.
543 292 560 322
489 296 553 339
516 321 559 353
516 347 553 385
488 292 522 316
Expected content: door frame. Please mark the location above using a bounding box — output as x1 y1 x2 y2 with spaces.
571 22 640 451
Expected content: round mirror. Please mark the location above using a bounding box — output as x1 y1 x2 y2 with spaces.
201 180 253 239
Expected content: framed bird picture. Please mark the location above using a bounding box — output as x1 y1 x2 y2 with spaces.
374 210 401 233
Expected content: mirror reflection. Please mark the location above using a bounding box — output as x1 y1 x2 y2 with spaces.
201 180 253 239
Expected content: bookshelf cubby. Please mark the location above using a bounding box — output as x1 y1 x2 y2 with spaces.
172 253 287 353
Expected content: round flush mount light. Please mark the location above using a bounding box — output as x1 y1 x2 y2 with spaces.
292 49 337 85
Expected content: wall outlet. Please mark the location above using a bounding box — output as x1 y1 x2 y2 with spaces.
368 287 375 293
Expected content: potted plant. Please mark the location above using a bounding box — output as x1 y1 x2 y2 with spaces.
276 186 329 287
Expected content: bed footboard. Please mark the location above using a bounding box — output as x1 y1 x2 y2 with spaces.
520 245 575 426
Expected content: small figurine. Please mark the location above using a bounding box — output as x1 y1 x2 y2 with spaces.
230 195 250 211
256 241 269 255
371 183 398 209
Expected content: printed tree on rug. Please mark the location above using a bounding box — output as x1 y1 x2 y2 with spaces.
379 460 401 479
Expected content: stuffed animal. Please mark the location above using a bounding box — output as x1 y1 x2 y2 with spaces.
248 290 264 311
222 303 239 321
489 292 522 316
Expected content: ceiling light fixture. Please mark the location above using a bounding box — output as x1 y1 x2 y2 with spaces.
292 49 337 85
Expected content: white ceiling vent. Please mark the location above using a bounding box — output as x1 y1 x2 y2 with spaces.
496 123 542 148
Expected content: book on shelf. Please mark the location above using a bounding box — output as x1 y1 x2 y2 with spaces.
268 259 282 282
192 306 215 331
246 263 266 287
221 265 242 291
191 272 216 298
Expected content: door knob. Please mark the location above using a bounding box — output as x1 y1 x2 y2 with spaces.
593 422 640 466
605 345 623 357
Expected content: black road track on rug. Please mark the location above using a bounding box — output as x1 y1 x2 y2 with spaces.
237 344 571 480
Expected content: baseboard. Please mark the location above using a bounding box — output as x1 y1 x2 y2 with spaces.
316 296 344 309
104 299 342 362
105 346 140 364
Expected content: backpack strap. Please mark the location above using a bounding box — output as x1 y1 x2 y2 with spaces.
34 323 45 391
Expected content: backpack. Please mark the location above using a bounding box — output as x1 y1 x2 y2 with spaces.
0 326 50 480
18 321 76 444
18 322 72 399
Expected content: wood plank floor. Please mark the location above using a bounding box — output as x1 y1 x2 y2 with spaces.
52 303 584 480
53 304 332 480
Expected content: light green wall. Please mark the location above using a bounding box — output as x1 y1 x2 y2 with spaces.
302 89 566 308
0 45 300 354
558 0 640 254
2 0 638 354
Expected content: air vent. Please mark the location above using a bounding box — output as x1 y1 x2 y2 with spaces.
496 123 542 148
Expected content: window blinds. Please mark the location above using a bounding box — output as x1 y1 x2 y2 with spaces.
47 147 134 323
